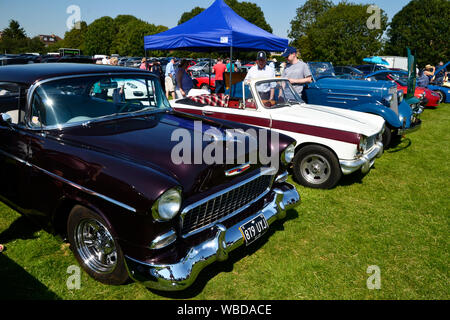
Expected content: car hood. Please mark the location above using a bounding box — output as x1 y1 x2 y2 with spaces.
55 111 261 195
317 77 393 93
271 103 385 137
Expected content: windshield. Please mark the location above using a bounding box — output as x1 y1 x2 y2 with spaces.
29 75 171 129
251 79 304 109
389 73 408 86
308 62 336 80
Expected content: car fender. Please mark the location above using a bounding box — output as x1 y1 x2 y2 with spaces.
348 102 403 128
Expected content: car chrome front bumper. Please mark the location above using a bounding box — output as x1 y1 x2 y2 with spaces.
398 118 422 136
340 142 384 175
124 182 300 291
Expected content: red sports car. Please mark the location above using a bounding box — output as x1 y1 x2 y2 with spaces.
367 70 440 107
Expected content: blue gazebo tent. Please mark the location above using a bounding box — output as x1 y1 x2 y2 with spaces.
144 0 288 92
144 0 288 52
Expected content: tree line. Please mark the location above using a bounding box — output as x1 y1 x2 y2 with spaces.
289 0 449 67
1 0 448 67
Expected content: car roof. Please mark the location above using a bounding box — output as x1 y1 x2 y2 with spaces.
0 63 151 85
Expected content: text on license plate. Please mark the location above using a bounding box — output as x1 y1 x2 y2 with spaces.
239 214 269 246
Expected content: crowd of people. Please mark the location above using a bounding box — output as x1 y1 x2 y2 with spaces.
417 61 448 87
91 48 322 101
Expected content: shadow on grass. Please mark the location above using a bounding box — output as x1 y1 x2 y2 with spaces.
387 138 412 154
337 137 412 187
0 254 61 300
0 216 61 300
338 170 368 187
149 208 300 299
0 216 42 244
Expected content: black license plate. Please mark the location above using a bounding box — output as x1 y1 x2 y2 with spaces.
239 214 269 246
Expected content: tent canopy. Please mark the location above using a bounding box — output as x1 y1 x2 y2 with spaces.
144 0 288 52
363 56 390 66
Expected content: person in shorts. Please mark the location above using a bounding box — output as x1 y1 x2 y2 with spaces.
165 58 176 100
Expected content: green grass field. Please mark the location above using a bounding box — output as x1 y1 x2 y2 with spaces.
0 104 449 300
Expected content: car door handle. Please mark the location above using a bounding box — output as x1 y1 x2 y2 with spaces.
202 111 215 115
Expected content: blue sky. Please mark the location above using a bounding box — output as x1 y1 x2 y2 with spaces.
0 0 411 39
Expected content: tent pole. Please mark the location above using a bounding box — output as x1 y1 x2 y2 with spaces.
229 46 233 95
209 51 212 92
145 49 148 70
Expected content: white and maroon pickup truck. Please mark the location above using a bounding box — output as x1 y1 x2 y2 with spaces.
172 78 385 189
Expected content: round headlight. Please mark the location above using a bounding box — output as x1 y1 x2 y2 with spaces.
397 91 404 103
152 188 182 221
282 143 296 165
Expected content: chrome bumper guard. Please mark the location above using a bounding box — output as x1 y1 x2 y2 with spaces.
125 182 300 291
340 142 383 175
398 118 422 136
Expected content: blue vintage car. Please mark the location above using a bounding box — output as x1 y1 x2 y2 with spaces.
427 61 450 103
303 62 422 146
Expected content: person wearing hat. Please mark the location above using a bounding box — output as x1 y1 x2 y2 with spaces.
244 51 276 101
281 46 312 95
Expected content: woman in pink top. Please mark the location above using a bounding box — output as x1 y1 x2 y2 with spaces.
140 58 149 71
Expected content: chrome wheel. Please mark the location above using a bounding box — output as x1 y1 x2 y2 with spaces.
75 219 117 274
300 154 331 185
436 91 444 104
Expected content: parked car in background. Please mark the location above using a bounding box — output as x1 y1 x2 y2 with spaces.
0 63 300 291
172 78 385 189
192 73 216 91
188 61 213 75
0 54 41 66
118 57 130 66
303 62 422 147
41 55 61 63
56 55 94 64
353 64 388 75
124 57 142 68
334 66 365 79
365 70 440 107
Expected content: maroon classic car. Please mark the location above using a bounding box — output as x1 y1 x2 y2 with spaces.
0 64 300 291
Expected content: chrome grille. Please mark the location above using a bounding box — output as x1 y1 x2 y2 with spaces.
389 87 399 115
181 173 274 236
366 135 376 151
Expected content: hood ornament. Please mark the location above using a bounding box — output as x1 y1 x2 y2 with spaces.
225 163 251 177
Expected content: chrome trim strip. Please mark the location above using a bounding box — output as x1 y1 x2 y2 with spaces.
327 91 372 97
327 100 348 104
0 148 136 213
180 166 277 238
37 166 137 213
328 96 358 101
0 149 31 167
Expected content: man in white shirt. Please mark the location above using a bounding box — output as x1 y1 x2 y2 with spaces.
245 51 276 101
